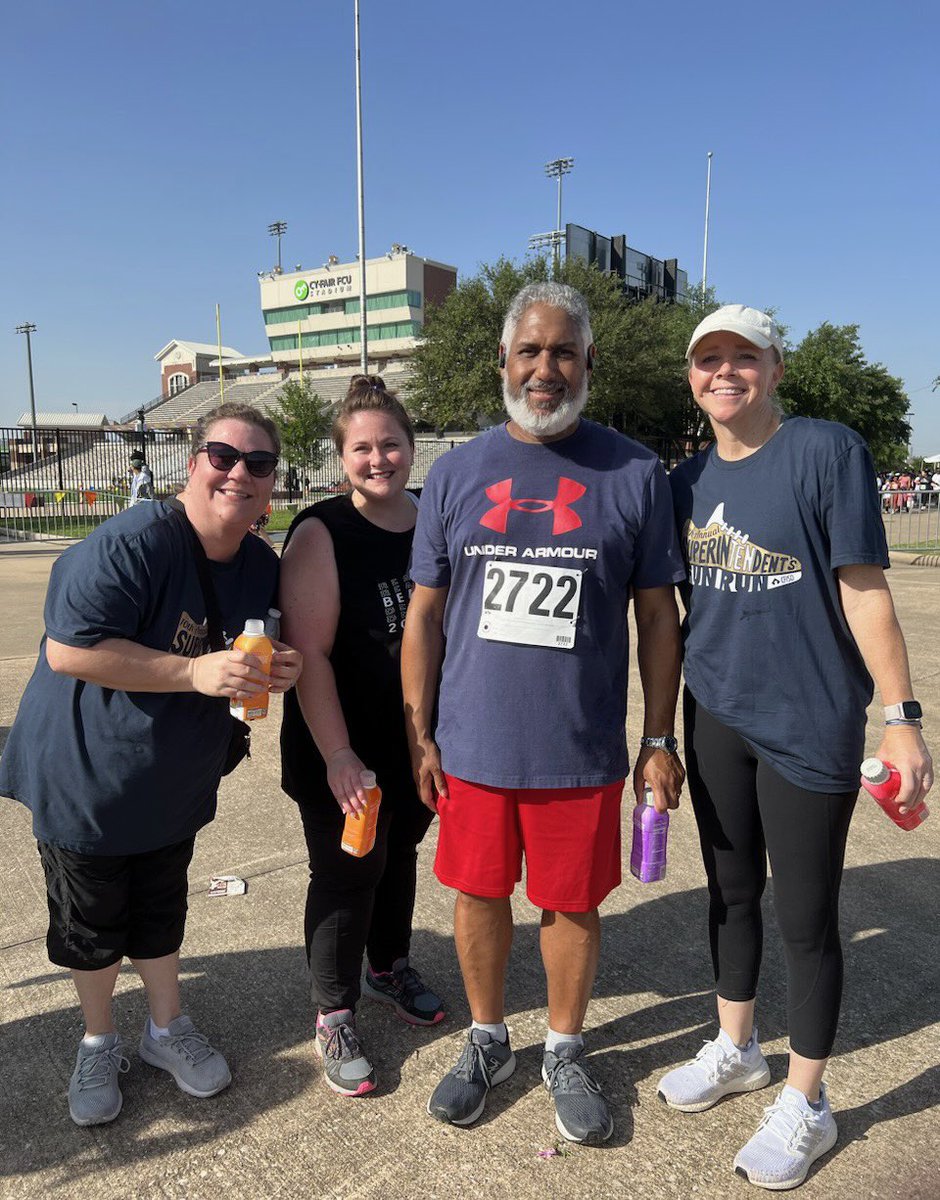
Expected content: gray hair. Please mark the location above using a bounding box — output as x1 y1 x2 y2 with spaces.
500 282 594 355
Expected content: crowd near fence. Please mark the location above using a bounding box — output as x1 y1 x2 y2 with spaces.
2 425 938 551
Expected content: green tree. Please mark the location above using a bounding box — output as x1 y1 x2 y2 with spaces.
266 378 331 470
410 256 711 458
777 323 911 468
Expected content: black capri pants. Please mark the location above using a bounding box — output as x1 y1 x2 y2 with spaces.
296 768 434 1013
684 690 857 1059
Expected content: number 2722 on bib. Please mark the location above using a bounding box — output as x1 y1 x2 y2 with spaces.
477 560 583 650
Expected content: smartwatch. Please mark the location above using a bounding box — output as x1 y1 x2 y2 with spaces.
640 735 679 754
883 701 923 722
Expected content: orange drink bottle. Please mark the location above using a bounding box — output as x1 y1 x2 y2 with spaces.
341 771 382 857
229 619 273 721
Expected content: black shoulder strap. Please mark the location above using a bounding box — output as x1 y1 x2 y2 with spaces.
165 498 226 653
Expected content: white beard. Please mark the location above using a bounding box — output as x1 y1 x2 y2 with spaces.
502 377 588 437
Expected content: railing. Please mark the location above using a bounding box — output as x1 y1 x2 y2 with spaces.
880 490 940 550
0 426 465 540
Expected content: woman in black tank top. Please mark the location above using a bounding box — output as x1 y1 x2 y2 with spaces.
279 376 445 1097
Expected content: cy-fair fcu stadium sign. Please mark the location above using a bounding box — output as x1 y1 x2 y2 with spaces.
293 271 355 301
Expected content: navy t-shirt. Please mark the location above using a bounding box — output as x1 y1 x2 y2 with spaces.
0 501 278 853
669 416 889 792
409 420 685 788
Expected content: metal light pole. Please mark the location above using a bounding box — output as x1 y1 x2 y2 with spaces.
354 0 368 371
702 151 713 302
268 221 288 273
544 157 574 274
15 322 38 437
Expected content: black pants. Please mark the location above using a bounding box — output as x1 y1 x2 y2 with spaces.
684 691 857 1059
297 772 434 1013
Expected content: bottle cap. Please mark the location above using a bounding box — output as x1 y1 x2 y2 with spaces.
860 757 890 785
642 785 657 806
243 619 265 636
360 770 377 789
267 607 281 620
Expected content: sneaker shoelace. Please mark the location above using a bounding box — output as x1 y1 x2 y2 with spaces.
451 1037 498 1087
756 1096 820 1154
165 1028 215 1066
320 1020 363 1063
544 1054 603 1096
396 965 431 1003
694 1038 742 1084
77 1045 130 1090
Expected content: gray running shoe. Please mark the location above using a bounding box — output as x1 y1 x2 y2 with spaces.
658 1028 770 1113
734 1082 838 1190
68 1032 130 1126
427 1028 516 1126
363 957 445 1026
315 1009 376 1097
542 1042 614 1144
138 1016 231 1097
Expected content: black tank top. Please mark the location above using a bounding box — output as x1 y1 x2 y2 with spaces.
280 494 417 803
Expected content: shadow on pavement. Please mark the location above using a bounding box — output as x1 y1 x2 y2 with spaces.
2 858 937 1181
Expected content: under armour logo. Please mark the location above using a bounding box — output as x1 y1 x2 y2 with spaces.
480 477 586 535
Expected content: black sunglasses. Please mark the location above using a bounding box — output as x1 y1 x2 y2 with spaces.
198 441 279 478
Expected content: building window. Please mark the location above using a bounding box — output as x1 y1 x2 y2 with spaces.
269 319 422 354
168 373 189 395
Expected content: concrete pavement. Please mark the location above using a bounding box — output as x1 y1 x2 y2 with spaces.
1 539 937 1199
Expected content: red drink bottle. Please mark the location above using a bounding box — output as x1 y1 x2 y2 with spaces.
859 758 929 831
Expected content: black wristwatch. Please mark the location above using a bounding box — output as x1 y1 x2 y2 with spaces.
640 735 679 755
883 701 923 722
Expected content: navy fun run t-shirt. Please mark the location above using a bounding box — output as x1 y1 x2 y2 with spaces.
669 416 889 792
409 420 685 789
0 501 278 853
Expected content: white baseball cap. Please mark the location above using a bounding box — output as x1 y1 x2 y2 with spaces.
686 304 784 363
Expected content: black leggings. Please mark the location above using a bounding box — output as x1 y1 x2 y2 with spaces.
684 691 857 1059
296 772 434 1013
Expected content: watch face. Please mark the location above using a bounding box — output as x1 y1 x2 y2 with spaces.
902 701 923 720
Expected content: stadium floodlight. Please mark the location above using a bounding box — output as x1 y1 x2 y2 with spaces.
528 230 565 277
544 156 574 231
268 221 288 274
15 322 38 436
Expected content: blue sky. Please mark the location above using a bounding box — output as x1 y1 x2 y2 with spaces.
2 1 938 452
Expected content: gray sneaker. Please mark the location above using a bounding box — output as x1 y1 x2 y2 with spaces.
138 1016 232 1097
427 1028 516 1126
68 1032 130 1126
542 1042 614 1144
315 1009 376 1097
658 1028 770 1113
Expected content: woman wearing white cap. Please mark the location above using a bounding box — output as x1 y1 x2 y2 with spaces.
660 305 933 1188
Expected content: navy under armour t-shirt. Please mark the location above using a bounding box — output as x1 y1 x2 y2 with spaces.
409 419 685 788
669 416 889 792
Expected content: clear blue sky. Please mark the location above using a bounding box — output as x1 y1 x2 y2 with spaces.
2 1 938 452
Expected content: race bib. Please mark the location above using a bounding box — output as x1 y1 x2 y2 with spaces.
477 560 582 650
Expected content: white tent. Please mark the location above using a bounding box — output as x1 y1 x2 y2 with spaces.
923 453 940 464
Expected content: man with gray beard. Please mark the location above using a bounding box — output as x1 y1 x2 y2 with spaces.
402 282 686 1145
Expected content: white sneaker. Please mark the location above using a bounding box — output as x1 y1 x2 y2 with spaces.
733 1082 838 1190
657 1028 770 1112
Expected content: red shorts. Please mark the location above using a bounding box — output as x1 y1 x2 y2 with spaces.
434 774 623 912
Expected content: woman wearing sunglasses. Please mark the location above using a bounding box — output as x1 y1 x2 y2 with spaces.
279 375 444 1097
0 403 302 1126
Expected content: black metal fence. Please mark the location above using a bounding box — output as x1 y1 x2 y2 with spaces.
0 426 468 540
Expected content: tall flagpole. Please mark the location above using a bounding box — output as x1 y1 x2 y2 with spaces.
354 0 368 371
702 151 713 303
216 304 225 402
298 319 304 382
